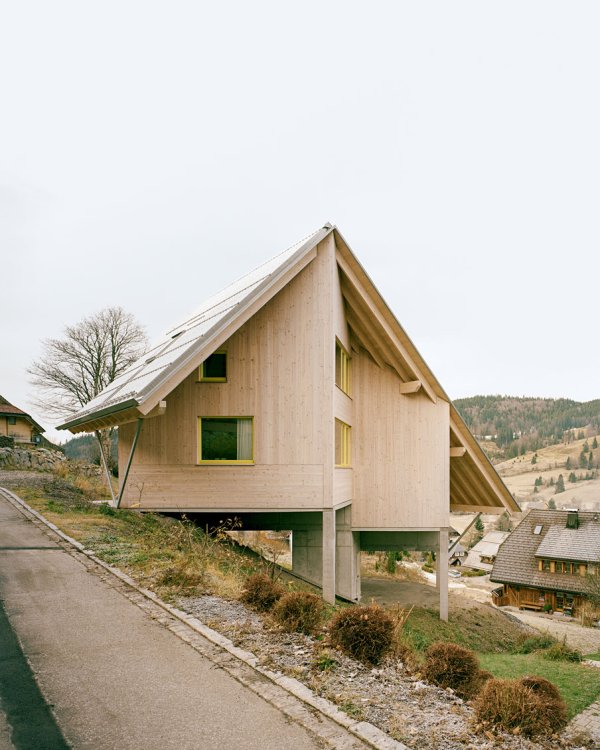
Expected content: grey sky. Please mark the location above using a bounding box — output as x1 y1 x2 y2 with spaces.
2 1 599 443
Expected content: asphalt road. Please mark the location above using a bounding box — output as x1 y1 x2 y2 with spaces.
0 495 324 750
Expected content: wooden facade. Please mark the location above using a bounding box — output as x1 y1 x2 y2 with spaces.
493 584 584 615
60 224 519 610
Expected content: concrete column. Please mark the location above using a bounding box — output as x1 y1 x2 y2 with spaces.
437 528 449 622
322 509 336 604
335 507 360 601
291 527 322 586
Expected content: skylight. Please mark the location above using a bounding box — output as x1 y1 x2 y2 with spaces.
533 525 543 535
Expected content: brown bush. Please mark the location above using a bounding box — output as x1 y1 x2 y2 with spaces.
330 605 394 665
240 573 284 611
273 591 325 634
474 677 568 737
422 642 480 698
519 675 565 706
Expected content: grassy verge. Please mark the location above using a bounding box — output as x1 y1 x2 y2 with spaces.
478 652 600 718
402 605 527 653
11 475 264 601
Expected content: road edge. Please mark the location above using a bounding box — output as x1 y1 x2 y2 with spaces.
0 487 408 750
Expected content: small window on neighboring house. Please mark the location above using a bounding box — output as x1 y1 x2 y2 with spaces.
199 352 227 382
198 417 253 463
533 524 543 535
335 419 351 467
335 340 350 396
7 417 16 425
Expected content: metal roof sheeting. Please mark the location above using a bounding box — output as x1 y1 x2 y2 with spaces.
58 226 328 428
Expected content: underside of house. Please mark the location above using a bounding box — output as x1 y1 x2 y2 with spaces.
59 224 519 618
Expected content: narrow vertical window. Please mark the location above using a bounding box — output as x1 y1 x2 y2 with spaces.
335 419 351 467
199 351 227 382
198 417 253 463
335 340 350 396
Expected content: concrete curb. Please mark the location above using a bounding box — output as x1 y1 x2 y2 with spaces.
0 487 408 750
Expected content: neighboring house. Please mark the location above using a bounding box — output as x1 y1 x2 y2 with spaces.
491 509 599 615
0 396 44 446
448 542 466 566
57 224 519 615
463 531 510 572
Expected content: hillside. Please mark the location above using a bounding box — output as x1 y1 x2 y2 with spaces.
495 435 600 513
454 395 600 458
61 431 118 464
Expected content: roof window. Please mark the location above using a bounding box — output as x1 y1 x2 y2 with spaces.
566 510 579 529
533 524 543 535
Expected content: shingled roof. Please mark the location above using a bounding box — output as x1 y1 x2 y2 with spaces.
491 509 600 595
0 396 45 433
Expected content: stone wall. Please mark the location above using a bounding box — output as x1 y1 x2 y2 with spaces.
0 447 67 471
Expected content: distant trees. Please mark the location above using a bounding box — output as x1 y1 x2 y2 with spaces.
29 307 148 481
454 396 600 460
555 474 565 494
566 457 572 470
593 437 599 449
547 498 557 509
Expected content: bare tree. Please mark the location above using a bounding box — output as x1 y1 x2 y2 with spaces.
29 307 148 480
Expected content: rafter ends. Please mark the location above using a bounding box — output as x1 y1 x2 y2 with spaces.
399 380 422 395
449 447 467 458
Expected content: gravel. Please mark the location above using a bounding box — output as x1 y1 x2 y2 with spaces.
179 594 593 750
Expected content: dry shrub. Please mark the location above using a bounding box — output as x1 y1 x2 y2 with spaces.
474 676 568 737
542 641 582 662
240 573 284 611
422 642 480 698
273 591 325 634
157 561 204 591
330 605 394 665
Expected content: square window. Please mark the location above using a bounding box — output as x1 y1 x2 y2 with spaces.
7 416 16 425
335 419 351 467
199 352 227 382
198 417 253 463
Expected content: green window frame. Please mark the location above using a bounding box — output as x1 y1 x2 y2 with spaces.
199 351 227 382
335 340 351 396
335 419 351 467
197 417 254 464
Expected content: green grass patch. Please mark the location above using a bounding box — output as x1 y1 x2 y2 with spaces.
401 605 527 654
478 652 600 718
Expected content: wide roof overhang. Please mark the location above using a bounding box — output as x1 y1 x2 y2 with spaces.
57 224 520 515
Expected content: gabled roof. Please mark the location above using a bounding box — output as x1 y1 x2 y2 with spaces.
491 509 600 594
463 531 510 571
0 396 44 432
57 226 331 431
56 223 518 514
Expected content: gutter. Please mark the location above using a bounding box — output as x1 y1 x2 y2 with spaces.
57 398 140 432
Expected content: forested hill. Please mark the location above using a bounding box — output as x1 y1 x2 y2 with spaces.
454 395 600 456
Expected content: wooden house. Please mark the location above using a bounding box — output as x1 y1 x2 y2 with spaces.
491 508 599 615
58 224 519 617
0 396 44 445
463 531 510 572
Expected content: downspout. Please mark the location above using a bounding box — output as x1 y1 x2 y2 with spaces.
116 418 144 509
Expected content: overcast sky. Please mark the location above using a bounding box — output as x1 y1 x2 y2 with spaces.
2 2 599 443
